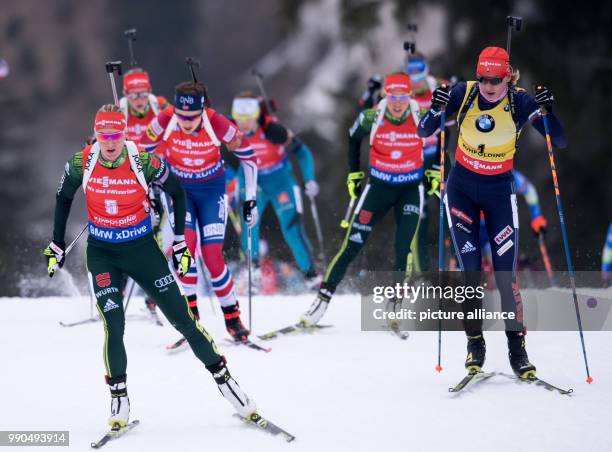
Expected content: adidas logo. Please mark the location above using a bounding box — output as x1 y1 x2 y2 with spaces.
461 241 476 254
103 299 120 313
349 232 363 243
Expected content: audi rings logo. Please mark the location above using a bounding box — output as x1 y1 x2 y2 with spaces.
155 274 175 289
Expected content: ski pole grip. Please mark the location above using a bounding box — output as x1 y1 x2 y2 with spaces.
105 61 123 76
506 16 523 31
403 41 415 53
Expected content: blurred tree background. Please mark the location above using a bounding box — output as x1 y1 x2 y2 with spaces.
0 0 610 296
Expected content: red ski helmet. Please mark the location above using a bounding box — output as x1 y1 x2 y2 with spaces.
123 69 152 93
476 47 511 78
383 73 412 95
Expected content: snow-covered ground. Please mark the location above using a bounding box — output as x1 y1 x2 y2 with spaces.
1 292 611 452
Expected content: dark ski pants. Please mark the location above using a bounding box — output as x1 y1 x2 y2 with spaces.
323 178 424 291
445 164 524 332
86 235 222 378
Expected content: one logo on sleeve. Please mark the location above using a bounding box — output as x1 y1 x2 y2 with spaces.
95 272 111 287
105 199 118 215
217 196 226 220
450 207 473 225
103 299 119 312
461 241 476 253
455 222 472 234
497 239 514 256
154 274 175 291
494 225 513 245
359 210 372 224
349 232 363 243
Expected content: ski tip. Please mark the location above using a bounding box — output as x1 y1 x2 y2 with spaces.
586 376 594 384
435 365 443 373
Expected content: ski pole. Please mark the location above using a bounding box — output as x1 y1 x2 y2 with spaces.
505 16 522 55
122 277 136 313
538 232 555 287
252 70 277 113
540 107 592 383
186 57 200 83
105 61 123 105
340 197 356 229
308 194 325 261
49 224 87 276
65 224 88 257
403 22 417 54
435 97 447 374
247 225 253 330
124 28 137 67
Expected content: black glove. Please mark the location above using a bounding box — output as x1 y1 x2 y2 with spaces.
535 85 554 113
43 240 66 278
431 86 450 112
367 75 382 93
243 200 259 228
171 239 192 276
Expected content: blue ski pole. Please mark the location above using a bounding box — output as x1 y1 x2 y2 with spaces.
540 102 592 383
436 102 447 373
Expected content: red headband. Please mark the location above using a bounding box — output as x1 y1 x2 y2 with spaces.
123 71 151 92
384 73 412 94
94 111 126 132
476 47 511 77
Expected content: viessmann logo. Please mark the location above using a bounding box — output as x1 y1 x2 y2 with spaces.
97 119 124 128
127 77 148 87
480 60 503 68
386 83 409 90
92 177 137 188
378 132 419 142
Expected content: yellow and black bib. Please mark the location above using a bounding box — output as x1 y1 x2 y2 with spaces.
455 81 521 175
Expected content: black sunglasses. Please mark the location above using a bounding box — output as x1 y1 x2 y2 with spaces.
477 76 504 86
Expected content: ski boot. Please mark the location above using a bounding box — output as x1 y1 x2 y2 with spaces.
507 331 536 379
299 287 332 326
107 375 130 429
222 303 250 341
304 268 323 290
385 297 402 332
207 358 256 418
465 332 486 373
145 298 157 315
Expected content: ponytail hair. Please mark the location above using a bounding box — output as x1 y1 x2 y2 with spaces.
510 67 520 86
97 104 121 113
